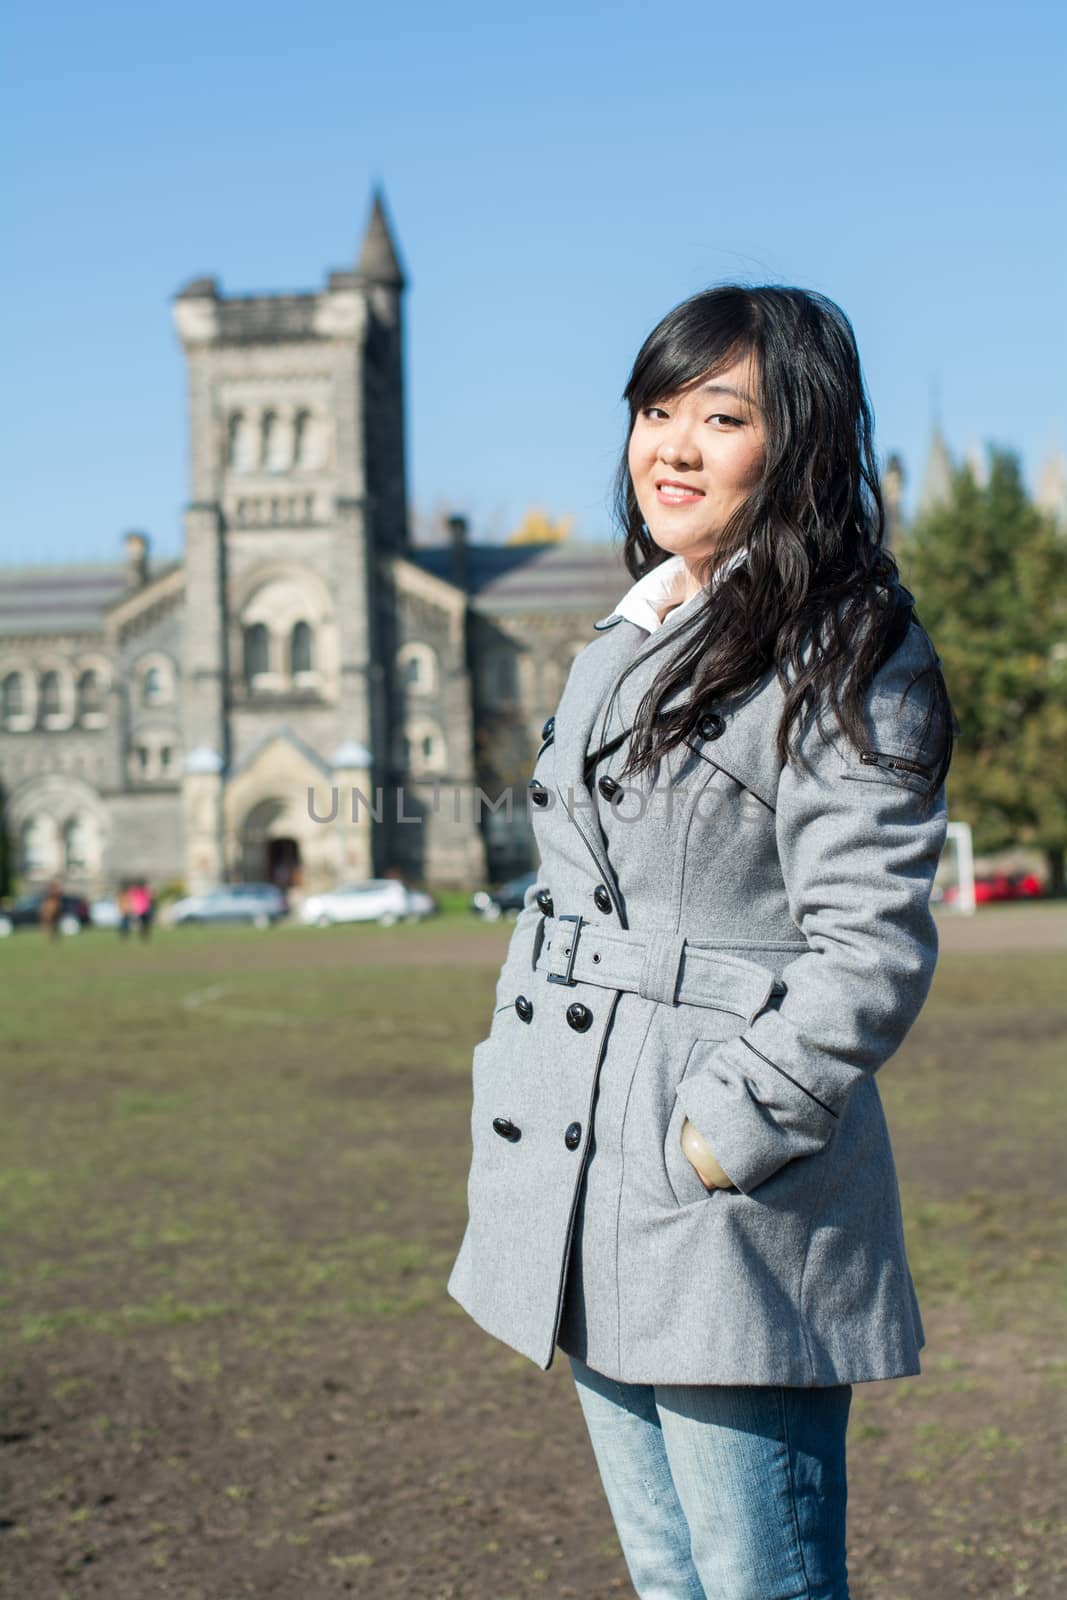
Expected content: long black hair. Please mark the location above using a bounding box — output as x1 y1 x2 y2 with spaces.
606 285 957 810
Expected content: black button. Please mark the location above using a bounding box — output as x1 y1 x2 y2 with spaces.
541 714 555 740
597 775 622 801
565 1122 582 1150
493 1117 521 1142
515 994 533 1022
528 778 550 807
536 888 554 916
698 712 726 740
566 1002 592 1032
593 885 612 914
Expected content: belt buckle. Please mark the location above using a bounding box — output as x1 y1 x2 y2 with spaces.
547 913 585 986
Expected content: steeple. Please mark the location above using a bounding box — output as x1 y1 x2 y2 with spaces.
917 423 953 518
1036 446 1067 528
356 184 406 289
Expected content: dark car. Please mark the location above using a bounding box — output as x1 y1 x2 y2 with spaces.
0 892 92 937
470 869 538 921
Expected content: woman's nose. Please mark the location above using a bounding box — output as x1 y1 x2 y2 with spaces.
660 438 697 468
658 423 700 469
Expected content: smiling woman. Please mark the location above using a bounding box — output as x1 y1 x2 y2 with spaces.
448 283 958 1600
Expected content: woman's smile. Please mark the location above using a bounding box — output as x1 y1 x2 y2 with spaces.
656 481 706 505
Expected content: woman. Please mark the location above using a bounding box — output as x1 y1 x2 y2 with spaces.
447 285 956 1599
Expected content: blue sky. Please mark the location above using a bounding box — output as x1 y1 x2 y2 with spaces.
2 0 1064 564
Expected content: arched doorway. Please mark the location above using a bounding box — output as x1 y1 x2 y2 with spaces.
238 798 303 892
266 836 301 894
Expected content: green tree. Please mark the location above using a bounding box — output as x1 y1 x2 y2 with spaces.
897 447 1067 895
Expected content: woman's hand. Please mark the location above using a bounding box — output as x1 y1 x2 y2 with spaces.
681 1116 736 1189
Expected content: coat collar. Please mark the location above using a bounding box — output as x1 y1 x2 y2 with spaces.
551 550 779 885
610 548 747 634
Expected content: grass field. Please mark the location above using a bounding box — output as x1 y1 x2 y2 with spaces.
0 905 1064 1598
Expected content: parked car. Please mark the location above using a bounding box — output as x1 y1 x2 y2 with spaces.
470 870 538 922
941 872 1044 906
0 892 91 936
168 883 287 928
299 878 437 928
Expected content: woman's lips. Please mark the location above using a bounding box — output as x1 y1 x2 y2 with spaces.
655 484 705 505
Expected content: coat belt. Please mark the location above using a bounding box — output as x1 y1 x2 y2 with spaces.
533 914 783 1026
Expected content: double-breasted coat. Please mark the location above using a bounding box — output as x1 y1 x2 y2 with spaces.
446 564 948 1387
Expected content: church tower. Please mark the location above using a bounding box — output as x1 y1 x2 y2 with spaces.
171 187 411 895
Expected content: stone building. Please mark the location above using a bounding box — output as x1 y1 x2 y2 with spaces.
0 190 632 901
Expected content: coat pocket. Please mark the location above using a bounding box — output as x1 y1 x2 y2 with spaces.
840 748 936 796
662 1035 740 1210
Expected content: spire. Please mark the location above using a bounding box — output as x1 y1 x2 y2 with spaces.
965 438 989 488
917 424 953 517
881 452 905 547
356 183 406 289
1036 445 1067 528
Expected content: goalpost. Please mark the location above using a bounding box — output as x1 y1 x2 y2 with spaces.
935 819 976 914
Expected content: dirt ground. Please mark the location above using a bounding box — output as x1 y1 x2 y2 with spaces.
0 904 1064 1599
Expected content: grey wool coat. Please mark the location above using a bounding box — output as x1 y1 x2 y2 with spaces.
446 587 947 1387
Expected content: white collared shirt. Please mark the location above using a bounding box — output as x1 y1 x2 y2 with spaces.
611 547 746 633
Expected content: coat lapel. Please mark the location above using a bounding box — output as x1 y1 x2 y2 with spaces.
558 609 786 816
550 618 652 887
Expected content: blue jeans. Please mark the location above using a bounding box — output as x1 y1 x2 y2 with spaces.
568 1354 853 1600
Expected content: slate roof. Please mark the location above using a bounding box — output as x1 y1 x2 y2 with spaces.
410 538 632 617
0 538 630 640
0 560 181 638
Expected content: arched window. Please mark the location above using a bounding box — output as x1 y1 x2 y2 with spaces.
398 642 438 695
293 410 327 470
262 411 292 473
403 718 447 776
290 620 313 674
18 816 54 876
228 411 258 472
134 655 174 707
243 623 270 685
39 671 62 719
63 815 98 873
77 670 102 720
2 673 24 720
293 411 310 468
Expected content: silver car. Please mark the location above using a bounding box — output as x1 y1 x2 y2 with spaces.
299 878 436 928
169 883 287 929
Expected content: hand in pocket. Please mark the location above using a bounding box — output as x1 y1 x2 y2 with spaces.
681 1116 736 1189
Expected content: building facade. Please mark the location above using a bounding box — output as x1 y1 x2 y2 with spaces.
0 191 634 901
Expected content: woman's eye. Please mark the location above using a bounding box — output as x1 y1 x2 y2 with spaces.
640 407 742 427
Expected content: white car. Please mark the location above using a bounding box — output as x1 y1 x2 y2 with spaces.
89 898 123 929
299 878 436 928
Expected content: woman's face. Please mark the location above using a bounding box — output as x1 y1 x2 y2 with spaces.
627 351 766 578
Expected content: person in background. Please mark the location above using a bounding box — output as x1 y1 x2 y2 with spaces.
137 881 155 941
117 883 132 939
39 880 63 942
127 881 148 939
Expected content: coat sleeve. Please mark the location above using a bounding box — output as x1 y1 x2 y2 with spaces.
674 622 949 1197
